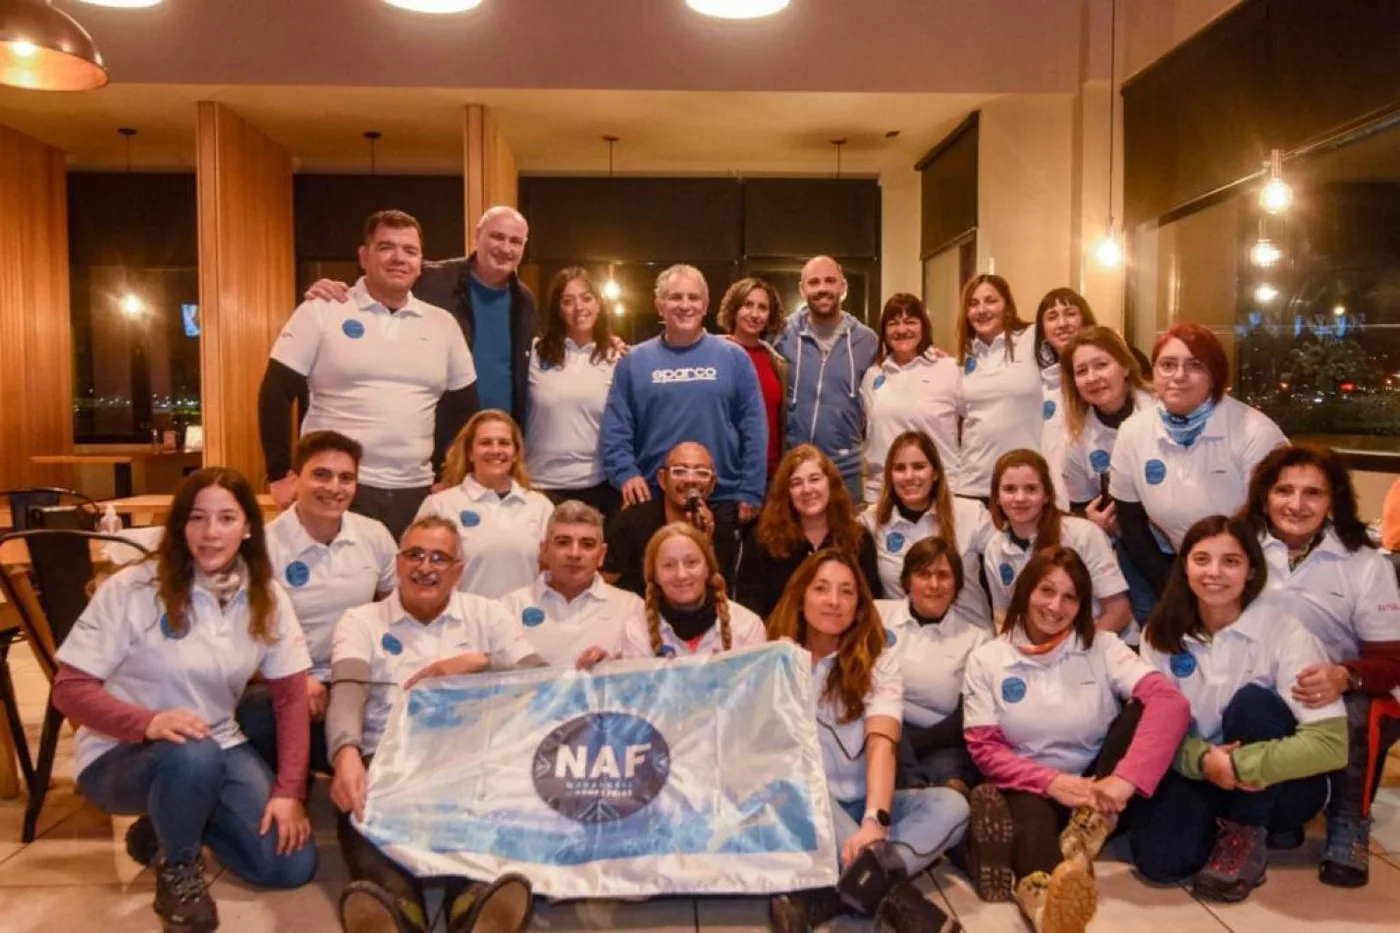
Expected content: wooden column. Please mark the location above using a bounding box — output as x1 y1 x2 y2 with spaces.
463 104 519 252
0 125 72 489
196 102 294 484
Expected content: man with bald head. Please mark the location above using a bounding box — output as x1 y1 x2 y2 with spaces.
774 255 878 501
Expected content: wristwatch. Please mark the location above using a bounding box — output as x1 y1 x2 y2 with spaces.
1345 667 1363 693
863 807 891 828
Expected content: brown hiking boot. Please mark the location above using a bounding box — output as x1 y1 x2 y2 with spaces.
1059 807 1117 873
154 858 219 933
966 783 1015 902
338 880 429 933
445 873 534 933
1014 863 1097 933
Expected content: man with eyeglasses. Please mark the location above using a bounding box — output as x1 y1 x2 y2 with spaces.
327 515 544 933
601 441 743 597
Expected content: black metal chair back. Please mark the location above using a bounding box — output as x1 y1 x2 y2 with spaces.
0 487 101 533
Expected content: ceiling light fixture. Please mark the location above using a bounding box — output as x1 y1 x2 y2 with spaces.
119 293 146 317
1253 283 1279 305
0 0 108 91
686 0 789 19
76 0 163 8
1249 237 1282 268
383 0 484 13
1092 0 1122 269
1259 148 1293 214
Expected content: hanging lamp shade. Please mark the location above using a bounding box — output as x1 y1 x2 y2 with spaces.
0 0 108 91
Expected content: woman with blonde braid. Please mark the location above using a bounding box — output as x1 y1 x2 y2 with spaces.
619 522 766 658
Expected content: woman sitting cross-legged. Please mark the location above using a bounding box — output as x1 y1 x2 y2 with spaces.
1130 514 1349 902
961 547 1189 932
768 549 969 933
52 468 318 933
875 537 990 792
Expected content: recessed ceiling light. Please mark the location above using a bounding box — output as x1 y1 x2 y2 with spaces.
686 0 790 20
76 1 164 8
384 0 484 12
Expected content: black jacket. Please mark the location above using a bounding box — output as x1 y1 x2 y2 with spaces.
415 255 538 425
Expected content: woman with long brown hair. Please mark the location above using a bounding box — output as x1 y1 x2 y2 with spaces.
767 550 968 932
717 276 788 482
735 444 883 619
416 409 554 598
53 468 317 932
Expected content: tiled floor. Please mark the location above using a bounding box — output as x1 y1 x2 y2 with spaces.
3 647 1399 932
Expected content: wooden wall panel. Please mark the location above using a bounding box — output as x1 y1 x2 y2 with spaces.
196 102 294 484
463 104 519 253
0 125 72 489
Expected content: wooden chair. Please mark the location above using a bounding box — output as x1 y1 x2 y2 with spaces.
0 529 150 841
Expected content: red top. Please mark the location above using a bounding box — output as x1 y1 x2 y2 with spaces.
742 343 783 478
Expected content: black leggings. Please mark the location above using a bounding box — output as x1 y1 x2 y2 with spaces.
1004 699 1143 879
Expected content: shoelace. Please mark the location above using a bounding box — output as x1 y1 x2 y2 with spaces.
1207 821 1253 874
1329 820 1369 863
167 862 208 903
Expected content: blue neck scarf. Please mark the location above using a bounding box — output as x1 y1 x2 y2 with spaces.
1157 397 1216 448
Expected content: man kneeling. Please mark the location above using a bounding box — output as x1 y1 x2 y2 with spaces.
327 516 544 933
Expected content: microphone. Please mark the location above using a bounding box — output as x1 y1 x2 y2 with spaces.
684 488 703 522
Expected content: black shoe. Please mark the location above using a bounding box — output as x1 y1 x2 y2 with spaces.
874 879 962 933
154 858 218 933
125 815 159 868
838 841 909 914
445 873 534 933
338 880 428 933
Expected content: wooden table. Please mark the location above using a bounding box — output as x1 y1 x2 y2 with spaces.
103 493 279 528
30 448 205 498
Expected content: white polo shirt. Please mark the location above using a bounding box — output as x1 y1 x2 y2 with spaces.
860 497 995 626
57 562 312 776
331 589 536 755
1062 389 1154 505
813 649 904 801
858 350 963 504
963 629 1151 774
500 573 642 667
270 277 476 489
1258 530 1400 692
1141 598 1343 743
525 339 617 489
414 475 554 598
1109 396 1286 551
1041 364 1070 511
876 599 989 728
983 515 1127 616
618 599 766 659
955 327 1043 498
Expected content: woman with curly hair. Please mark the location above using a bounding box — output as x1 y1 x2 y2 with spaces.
717 276 788 482
735 444 883 619
619 522 764 658
53 468 317 932
416 409 553 597
767 550 968 933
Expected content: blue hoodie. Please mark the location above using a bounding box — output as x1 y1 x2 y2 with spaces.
601 333 768 506
774 309 879 498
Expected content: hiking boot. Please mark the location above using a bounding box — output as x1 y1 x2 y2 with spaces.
154 858 218 933
125 815 159 868
338 880 428 933
1014 862 1096 933
944 778 971 799
874 878 962 932
768 887 845 932
1319 815 1371 888
966 783 1015 902
1059 807 1117 873
445 873 534 933
1192 819 1268 902
838 840 908 914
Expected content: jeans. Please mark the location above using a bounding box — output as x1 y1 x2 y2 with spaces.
898 731 981 789
831 788 970 875
1329 690 1400 821
78 738 317 889
1113 538 1157 628
236 683 333 777
1129 685 1329 883
351 484 431 543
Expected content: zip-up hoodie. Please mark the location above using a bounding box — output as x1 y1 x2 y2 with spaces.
774 308 879 496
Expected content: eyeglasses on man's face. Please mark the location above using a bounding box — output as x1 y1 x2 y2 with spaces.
398 547 460 568
665 466 714 482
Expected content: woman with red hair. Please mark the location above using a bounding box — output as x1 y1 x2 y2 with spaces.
1107 323 1285 595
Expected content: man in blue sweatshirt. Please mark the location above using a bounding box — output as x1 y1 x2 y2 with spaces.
774 255 879 502
602 265 767 523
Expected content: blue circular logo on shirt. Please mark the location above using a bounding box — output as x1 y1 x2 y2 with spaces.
1043 399 1057 421
459 510 482 528
341 319 366 339
1002 677 1028 704
1169 652 1197 678
1089 448 1112 474
872 374 887 390
999 562 1015 586
532 712 672 824
1144 459 1167 485
886 531 907 553
964 358 978 375
284 560 310 588
522 606 546 628
658 645 677 659
159 612 186 640
381 633 404 655
885 627 898 648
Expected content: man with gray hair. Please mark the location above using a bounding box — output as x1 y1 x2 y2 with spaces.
306 205 537 423
601 264 767 523
501 500 645 666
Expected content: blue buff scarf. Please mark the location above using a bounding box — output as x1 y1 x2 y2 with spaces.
1157 397 1216 448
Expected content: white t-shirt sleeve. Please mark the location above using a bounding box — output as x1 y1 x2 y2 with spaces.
726 603 768 649
1107 421 1142 503
1236 409 1287 476
485 601 539 667
268 301 324 377
1275 619 1347 726
259 586 313 679
1100 631 1153 701
1077 520 1129 598
372 523 400 594
445 318 477 391
414 490 448 522
618 611 657 659
961 643 999 729
1352 551 1400 644
332 606 376 668
1063 440 1099 504
54 570 146 680
864 652 904 723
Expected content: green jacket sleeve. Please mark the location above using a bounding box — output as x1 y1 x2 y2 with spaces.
1173 735 1212 780
1230 716 1348 787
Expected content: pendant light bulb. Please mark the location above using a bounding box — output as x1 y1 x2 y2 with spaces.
1260 149 1292 214
1249 238 1282 268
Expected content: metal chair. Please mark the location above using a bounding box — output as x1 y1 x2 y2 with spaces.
0 487 101 533
0 529 151 841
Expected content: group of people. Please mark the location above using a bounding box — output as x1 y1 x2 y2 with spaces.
44 204 1400 933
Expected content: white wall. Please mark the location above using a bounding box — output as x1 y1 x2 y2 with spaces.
880 167 923 301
